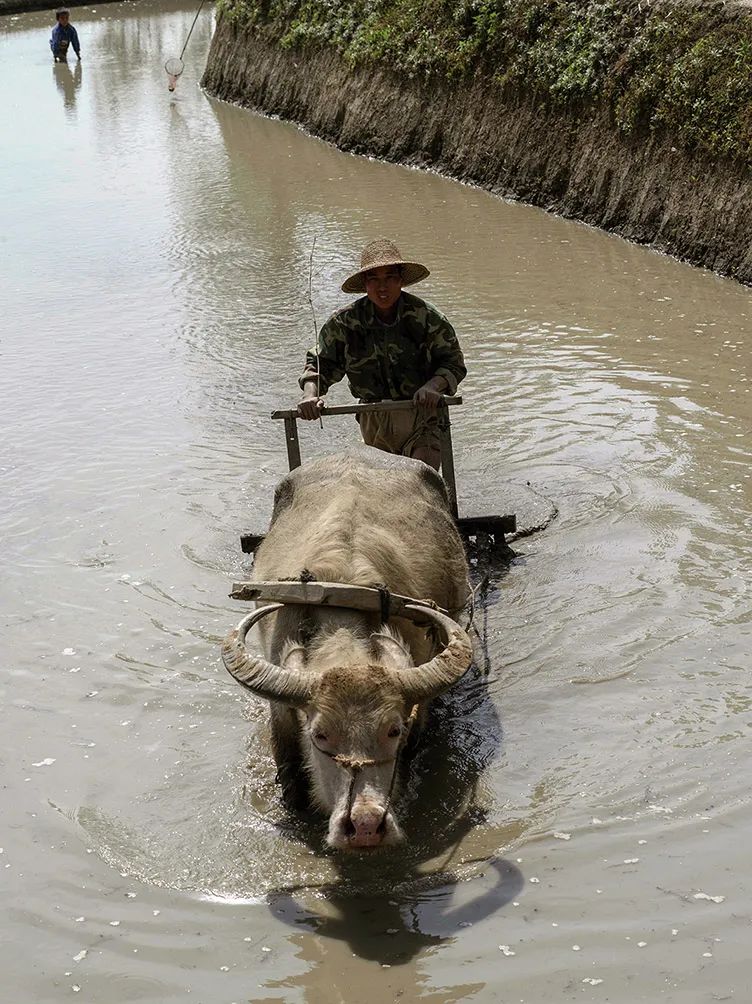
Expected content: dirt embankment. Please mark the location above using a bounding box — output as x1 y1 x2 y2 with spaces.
202 8 752 285
0 0 54 11
0 0 130 15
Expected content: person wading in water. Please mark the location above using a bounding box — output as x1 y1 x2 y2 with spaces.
297 239 466 471
49 7 81 63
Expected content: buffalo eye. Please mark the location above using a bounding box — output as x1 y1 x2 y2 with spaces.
313 730 328 743
387 725 401 739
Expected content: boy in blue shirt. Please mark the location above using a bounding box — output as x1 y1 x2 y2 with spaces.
50 8 81 63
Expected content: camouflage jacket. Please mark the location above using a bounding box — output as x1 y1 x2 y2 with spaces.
299 291 466 402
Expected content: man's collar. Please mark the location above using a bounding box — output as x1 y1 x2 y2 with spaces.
363 292 405 326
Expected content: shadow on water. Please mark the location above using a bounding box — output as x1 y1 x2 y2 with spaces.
268 857 524 966
53 60 81 113
264 557 522 965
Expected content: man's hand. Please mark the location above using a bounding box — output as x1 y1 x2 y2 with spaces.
298 395 326 420
413 386 443 409
413 376 448 411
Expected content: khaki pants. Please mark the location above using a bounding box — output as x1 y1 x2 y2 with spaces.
358 407 440 459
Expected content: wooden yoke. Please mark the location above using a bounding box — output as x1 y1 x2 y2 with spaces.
229 579 449 619
271 396 462 518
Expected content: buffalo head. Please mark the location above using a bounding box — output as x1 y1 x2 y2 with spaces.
221 603 473 851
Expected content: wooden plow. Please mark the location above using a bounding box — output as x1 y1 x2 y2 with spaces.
239 397 516 559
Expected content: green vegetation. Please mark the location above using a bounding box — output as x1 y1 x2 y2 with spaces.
215 0 752 166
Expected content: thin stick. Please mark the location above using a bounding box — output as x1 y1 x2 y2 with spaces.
179 0 206 62
306 237 322 428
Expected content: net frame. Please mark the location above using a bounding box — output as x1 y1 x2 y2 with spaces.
164 57 184 77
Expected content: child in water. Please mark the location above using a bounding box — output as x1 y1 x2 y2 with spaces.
50 8 81 63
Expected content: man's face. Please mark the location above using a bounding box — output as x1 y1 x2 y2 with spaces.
364 266 403 315
58 12 69 24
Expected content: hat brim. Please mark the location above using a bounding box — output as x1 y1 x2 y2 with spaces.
342 261 430 294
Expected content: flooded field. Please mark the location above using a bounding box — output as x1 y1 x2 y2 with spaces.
2 1 751 1000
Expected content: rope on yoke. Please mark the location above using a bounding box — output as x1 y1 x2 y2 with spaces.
377 585 391 624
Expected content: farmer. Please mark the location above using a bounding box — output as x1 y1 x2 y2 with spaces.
50 7 81 63
297 239 466 470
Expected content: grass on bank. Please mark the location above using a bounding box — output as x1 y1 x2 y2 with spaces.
215 0 752 167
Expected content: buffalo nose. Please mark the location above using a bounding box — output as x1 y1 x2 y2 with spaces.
347 807 386 847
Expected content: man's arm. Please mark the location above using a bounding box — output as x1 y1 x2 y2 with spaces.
298 379 325 420
296 316 346 420
428 314 466 393
71 25 81 57
414 311 466 409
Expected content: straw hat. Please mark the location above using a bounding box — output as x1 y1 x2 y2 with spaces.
341 239 430 294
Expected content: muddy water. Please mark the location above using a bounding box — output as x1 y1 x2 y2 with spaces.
2 1 752 1000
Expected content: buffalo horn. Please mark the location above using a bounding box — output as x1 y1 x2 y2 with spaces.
221 603 314 706
394 604 473 701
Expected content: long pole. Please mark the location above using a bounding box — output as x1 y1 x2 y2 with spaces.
306 237 323 428
179 0 207 62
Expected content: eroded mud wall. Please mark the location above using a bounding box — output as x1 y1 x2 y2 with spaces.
202 4 752 285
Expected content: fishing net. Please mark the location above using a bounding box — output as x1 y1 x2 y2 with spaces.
163 0 206 93
164 57 184 92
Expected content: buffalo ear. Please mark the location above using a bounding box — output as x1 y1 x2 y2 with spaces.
370 630 413 670
281 642 308 674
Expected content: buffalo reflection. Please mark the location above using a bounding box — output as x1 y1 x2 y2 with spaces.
268 856 524 967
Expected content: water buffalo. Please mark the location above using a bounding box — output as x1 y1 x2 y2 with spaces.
222 448 473 852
